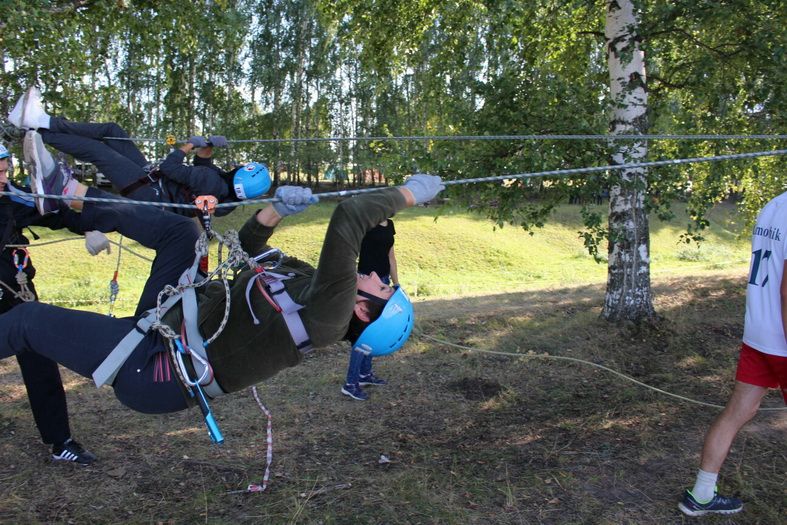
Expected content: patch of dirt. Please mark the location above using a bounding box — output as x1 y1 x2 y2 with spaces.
447 377 503 400
1 272 785 524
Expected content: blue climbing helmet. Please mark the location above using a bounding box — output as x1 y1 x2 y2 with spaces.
0 144 9 160
353 286 415 357
233 162 271 199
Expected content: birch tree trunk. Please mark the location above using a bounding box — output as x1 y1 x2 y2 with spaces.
603 0 655 322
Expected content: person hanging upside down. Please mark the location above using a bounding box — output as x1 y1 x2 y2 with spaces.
342 218 400 400
0 129 443 454
7 86 270 217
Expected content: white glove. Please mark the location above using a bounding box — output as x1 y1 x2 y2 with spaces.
272 186 318 217
403 174 445 204
85 230 111 256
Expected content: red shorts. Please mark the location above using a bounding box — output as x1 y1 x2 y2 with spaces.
735 343 787 403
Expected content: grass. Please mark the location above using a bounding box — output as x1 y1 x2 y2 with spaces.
26 199 750 314
2 198 782 524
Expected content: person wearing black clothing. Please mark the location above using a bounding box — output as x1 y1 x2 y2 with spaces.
7 87 270 217
0 142 96 464
342 219 399 400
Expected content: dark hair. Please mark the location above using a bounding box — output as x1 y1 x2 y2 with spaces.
342 300 385 344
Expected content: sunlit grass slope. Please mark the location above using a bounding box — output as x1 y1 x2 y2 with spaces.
25 199 749 316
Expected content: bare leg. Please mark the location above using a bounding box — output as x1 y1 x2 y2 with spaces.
699 381 767 473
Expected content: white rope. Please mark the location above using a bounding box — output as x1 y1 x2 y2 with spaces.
105 133 787 144
6 237 154 263
416 331 787 412
3 148 785 212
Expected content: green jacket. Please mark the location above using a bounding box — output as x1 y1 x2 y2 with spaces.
167 187 408 393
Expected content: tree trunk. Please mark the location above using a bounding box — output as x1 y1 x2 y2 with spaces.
602 0 655 322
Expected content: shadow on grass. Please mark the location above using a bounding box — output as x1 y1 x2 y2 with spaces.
0 271 783 524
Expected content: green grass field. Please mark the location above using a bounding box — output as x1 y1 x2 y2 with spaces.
3 199 785 524
26 199 750 315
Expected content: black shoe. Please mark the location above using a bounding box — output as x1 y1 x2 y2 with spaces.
678 489 742 516
52 438 97 465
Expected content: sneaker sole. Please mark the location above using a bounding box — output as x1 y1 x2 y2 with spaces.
23 132 47 215
358 382 385 386
340 387 368 401
677 502 742 517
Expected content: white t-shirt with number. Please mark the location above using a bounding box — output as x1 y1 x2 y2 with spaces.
743 191 787 357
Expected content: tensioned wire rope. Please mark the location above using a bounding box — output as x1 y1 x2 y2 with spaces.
5 148 787 401
3 148 786 210
104 133 787 144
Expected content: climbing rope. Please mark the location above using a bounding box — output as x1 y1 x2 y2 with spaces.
10 248 35 302
3 148 785 212
104 133 787 144
6 237 154 263
416 331 787 412
245 385 273 494
107 235 123 317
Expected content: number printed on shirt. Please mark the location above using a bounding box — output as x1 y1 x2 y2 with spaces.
749 248 772 287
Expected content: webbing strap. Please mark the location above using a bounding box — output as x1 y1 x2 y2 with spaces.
92 293 180 387
244 271 313 354
93 243 224 398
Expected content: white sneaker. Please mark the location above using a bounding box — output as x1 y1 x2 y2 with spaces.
24 131 62 214
7 87 50 130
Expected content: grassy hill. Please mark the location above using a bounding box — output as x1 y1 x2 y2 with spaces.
26 199 750 313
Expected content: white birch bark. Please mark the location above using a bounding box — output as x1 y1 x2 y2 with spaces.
603 0 655 322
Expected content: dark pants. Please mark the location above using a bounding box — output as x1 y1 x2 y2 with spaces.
0 276 71 445
0 189 199 414
41 118 160 202
344 275 388 385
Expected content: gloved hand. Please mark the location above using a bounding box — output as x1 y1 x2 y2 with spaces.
403 174 445 204
188 136 208 148
208 135 228 148
272 186 318 217
85 230 111 256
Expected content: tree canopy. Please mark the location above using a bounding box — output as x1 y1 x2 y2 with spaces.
2 0 785 318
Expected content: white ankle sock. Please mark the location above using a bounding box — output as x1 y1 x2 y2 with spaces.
691 469 718 502
61 178 79 206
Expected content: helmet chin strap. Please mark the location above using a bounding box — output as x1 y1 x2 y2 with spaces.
357 289 389 306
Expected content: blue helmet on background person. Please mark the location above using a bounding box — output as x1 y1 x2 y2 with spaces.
233 162 271 200
353 287 415 357
0 144 9 160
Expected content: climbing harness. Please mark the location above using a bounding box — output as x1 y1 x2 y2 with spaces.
120 159 165 198
244 262 314 354
93 229 235 442
92 223 314 450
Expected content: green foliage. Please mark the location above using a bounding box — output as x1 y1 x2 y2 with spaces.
2 1 783 252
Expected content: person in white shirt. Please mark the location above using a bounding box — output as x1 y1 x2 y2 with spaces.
678 191 787 517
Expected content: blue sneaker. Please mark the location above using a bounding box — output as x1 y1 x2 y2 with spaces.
678 490 743 516
341 383 369 401
359 373 387 386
